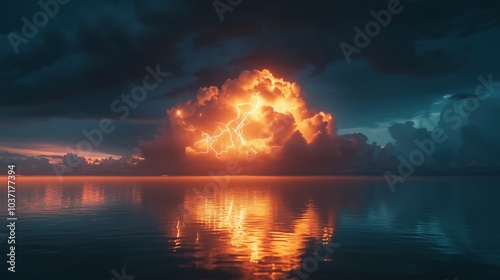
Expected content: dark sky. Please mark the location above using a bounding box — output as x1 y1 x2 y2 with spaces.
1 0 499 175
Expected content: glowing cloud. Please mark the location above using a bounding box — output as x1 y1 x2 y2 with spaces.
192 92 262 158
140 69 362 174
168 69 334 158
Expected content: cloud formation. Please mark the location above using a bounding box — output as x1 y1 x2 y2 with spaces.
1 1 500 176
140 69 381 175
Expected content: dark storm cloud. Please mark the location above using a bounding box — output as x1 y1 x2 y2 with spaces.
154 65 238 101
2 0 500 120
138 69 386 176
1 0 500 175
0 0 207 119
384 95 500 173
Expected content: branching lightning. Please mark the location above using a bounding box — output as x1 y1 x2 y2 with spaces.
194 92 261 158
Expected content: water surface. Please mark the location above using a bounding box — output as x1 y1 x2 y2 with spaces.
0 176 499 279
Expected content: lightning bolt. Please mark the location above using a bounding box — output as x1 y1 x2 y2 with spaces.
194 92 261 158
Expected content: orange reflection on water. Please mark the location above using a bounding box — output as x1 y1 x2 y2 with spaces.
81 182 105 206
174 183 338 279
10 176 339 278
14 176 143 213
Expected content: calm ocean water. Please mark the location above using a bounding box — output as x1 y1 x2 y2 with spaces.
0 176 499 280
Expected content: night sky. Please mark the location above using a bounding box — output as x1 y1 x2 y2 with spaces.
1 0 499 175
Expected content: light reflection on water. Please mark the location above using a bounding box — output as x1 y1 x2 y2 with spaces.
172 185 336 278
1 176 499 279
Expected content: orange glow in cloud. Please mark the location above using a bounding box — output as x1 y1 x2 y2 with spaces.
168 69 335 161
192 92 261 158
